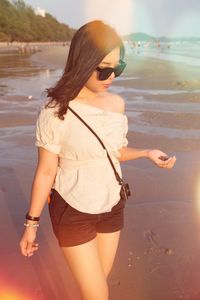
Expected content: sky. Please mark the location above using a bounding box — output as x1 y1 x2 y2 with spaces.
24 0 200 37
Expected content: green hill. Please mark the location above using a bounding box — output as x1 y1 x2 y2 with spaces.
0 0 76 42
123 32 156 42
124 32 200 42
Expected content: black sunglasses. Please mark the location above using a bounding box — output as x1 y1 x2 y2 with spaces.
96 60 127 81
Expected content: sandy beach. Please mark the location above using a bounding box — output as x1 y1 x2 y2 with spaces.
0 44 200 300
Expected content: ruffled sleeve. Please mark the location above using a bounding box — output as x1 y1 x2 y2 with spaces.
35 106 64 154
105 114 129 158
120 114 128 148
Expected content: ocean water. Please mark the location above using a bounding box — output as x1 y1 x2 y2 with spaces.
125 41 200 66
116 41 200 139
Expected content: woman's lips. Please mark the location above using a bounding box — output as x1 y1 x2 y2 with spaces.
102 84 111 88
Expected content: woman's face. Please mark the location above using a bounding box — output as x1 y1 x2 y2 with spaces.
84 46 121 94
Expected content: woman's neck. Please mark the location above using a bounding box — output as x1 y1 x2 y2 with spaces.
77 86 105 101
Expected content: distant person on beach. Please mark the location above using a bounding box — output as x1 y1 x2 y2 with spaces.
19 20 176 300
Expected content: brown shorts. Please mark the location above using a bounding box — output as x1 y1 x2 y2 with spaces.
48 189 126 247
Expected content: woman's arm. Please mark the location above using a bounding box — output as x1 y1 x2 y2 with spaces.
117 146 176 169
27 147 59 217
117 146 149 161
20 147 58 257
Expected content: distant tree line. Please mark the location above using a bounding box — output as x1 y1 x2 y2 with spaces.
0 0 76 42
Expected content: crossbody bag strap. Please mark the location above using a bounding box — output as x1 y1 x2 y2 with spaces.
67 105 123 185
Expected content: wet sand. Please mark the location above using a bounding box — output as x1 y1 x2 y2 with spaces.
0 45 200 300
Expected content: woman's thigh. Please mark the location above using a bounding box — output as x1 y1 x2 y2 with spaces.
96 230 121 278
60 237 109 300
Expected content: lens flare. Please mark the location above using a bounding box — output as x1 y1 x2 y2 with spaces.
84 0 133 36
0 292 28 300
0 284 32 300
197 175 200 216
132 1 154 36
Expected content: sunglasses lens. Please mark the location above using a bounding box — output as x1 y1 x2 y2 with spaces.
99 68 113 81
96 62 126 81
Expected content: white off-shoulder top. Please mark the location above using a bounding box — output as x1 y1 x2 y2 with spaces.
35 100 129 214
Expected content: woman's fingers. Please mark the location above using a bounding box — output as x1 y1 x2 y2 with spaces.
158 156 176 168
20 240 39 257
20 228 39 257
26 241 33 254
20 240 28 256
26 242 39 257
148 150 176 169
148 150 167 164
167 156 176 168
31 243 39 253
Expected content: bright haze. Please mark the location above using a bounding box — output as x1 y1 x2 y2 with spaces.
24 0 200 37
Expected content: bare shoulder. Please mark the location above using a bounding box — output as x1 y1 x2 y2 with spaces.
104 92 125 113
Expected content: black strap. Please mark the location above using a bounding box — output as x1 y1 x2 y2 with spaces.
67 105 123 185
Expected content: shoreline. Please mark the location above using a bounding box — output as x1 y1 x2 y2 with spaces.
0 41 70 48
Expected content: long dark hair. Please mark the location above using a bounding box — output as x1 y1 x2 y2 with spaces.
46 20 125 120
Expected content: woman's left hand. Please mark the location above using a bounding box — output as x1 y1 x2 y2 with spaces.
147 149 176 169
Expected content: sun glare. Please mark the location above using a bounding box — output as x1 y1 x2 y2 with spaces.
0 286 32 300
197 175 200 216
84 0 133 36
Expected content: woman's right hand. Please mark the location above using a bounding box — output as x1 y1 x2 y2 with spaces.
19 227 39 257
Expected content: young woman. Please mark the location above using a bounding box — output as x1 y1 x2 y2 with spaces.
19 20 176 300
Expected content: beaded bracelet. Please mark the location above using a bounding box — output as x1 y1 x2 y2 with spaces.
25 213 40 222
24 222 39 228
